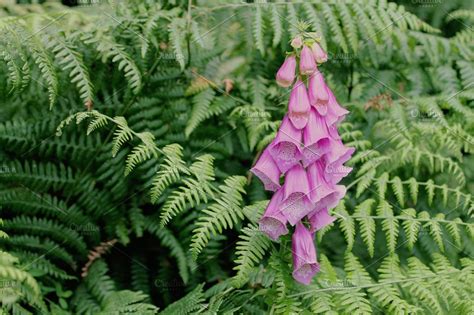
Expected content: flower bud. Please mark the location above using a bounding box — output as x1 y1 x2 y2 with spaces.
299 46 317 75
291 35 303 49
311 42 328 63
276 56 296 88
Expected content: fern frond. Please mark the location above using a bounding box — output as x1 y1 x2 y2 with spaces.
232 224 271 287
190 176 247 258
159 155 215 227
168 18 186 70
160 284 205 315
185 88 216 137
98 290 158 315
354 199 376 257
47 35 93 107
336 200 355 250
150 143 188 203
146 223 190 284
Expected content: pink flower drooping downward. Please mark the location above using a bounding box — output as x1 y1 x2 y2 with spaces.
276 56 296 88
299 46 317 75
292 222 320 284
288 80 310 130
250 37 354 284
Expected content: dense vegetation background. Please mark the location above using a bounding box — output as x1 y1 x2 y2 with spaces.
0 0 473 314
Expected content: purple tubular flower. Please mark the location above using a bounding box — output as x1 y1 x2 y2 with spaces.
292 222 320 285
308 160 346 213
250 148 281 191
288 80 310 130
308 208 336 233
308 72 329 115
307 160 335 204
315 185 346 213
259 189 288 240
327 124 341 141
324 158 353 185
302 108 331 167
311 42 328 63
279 164 313 226
276 56 296 88
324 139 355 174
299 46 317 75
269 116 303 173
326 88 349 127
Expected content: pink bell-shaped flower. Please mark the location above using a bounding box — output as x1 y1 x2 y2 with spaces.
276 56 296 88
279 164 313 226
314 185 346 213
288 80 310 130
259 189 288 240
308 72 329 115
311 42 328 63
292 222 320 284
324 161 353 185
307 160 345 213
308 208 336 233
326 88 349 128
302 108 331 167
269 116 303 173
299 46 317 75
307 160 335 204
324 139 355 175
250 148 281 191
327 124 341 141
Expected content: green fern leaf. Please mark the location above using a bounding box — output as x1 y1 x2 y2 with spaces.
425 179 435 206
253 4 265 55
190 176 246 258
391 176 405 207
354 199 376 257
376 200 399 253
335 200 355 250
408 177 419 205
160 284 205 315
400 208 419 250
232 224 271 288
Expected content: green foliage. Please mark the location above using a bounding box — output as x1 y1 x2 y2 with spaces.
0 0 473 314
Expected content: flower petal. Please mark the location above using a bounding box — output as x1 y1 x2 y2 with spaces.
259 189 288 240
308 208 336 233
269 116 303 173
326 88 349 127
250 148 281 191
280 164 313 226
307 160 335 203
308 72 329 115
299 46 317 75
302 108 331 167
288 80 310 130
292 222 320 285
276 56 296 88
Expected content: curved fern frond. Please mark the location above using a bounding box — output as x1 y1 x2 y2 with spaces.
190 176 246 258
